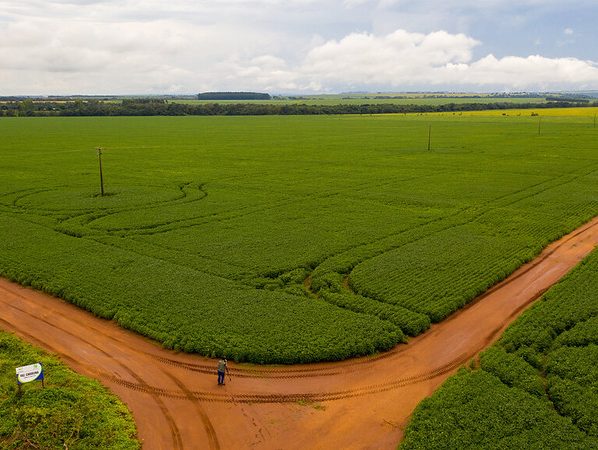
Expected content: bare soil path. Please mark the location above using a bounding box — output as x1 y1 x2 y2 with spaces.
2 216 598 450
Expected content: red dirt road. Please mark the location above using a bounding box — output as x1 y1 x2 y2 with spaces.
1 216 598 450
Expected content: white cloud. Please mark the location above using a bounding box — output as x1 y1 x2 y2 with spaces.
0 1 596 94
212 29 598 93
286 30 598 92
299 31 479 87
443 55 598 89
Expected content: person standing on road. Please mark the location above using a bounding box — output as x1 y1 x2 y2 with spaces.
217 358 229 385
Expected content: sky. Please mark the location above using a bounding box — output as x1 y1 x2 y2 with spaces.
1 0 597 95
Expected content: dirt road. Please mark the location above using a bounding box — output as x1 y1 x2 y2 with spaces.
1 216 598 450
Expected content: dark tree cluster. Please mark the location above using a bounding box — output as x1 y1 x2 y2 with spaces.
197 92 272 100
545 96 590 103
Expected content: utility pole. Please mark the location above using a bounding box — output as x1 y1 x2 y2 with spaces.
427 125 432 151
97 147 105 196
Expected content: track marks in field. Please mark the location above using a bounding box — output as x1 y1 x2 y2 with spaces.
310 164 598 322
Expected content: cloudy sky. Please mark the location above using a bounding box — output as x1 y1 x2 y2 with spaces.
1 0 597 95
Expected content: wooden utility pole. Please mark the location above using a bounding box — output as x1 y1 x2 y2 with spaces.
97 147 105 196
427 125 432 151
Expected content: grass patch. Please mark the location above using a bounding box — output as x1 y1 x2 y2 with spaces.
0 331 139 449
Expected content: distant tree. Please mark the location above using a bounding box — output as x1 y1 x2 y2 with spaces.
18 99 35 116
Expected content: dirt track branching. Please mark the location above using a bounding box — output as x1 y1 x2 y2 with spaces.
401 248 598 449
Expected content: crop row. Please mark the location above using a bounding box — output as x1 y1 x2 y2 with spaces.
320 291 430 336
349 174 598 323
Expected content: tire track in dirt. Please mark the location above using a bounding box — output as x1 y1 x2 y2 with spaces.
161 370 221 450
102 353 468 403
1 214 598 449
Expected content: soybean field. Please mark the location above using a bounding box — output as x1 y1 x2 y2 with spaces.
0 112 597 363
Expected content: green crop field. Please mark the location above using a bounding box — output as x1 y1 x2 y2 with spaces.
400 246 598 449
0 111 597 363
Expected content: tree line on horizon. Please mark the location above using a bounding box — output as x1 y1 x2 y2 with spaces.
1 98 596 117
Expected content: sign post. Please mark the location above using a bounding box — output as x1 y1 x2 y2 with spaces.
16 363 45 395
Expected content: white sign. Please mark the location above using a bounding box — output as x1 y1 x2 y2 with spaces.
16 363 43 384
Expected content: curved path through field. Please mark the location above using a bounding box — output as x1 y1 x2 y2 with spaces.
2 216 598 449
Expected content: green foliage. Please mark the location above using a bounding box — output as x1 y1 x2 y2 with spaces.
401 249 598 448
554 316 598 348
320 291 429 336
0 114 597 363
479 347 545 397
0 331 139 449
548 377 598 437
546 345 598 391
401 369 596 450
